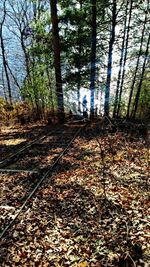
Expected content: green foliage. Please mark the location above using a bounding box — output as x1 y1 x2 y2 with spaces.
137 70 150 118
3 0 149 121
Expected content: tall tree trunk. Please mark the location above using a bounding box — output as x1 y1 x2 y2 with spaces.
20 32 31 84
0 36 12 105
116 0 133 117
31 55 41 119
6 61 21 91
77 68 81 112
77 0 82 113
113 0 128 118
46 65 54 113
0 0 12 105
131 33 150 119
49 0 64 122
104 0 116 117
90 0 97 119
126 4 148 118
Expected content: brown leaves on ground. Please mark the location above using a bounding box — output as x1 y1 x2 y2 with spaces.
0 123 149 266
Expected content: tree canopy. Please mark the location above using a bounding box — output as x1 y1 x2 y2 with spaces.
0 0 149 120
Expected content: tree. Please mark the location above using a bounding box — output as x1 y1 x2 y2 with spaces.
49 0 65 122
116 0 133 117
0 0 12 105
113 0 129 118
59 0 92 112
6 0 33 101
131 32 150 118
104 0 116 117
90 0 97 118
6 0 57 117
137 61 150 119
126 2 149 118
77 0 82 113
0 0 149 122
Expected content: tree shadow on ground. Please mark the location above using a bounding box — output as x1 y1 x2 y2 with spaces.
0 124 56 161
0 122 148 266
0 180 145 267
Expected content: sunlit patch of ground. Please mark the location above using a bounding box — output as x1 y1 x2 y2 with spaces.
0 138 27 146
0 126 17 134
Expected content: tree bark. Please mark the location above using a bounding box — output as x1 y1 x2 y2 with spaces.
0 0 12 105
131 33 150 119
90 0 97 119
77 0 82 113
116 0 133 117
113 0 129 118
6 61 21 91
46 65 54 113
49 0 64 122
104 0 116 117
126 4 148 118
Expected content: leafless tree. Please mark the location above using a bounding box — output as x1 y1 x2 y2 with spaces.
0 0 12 104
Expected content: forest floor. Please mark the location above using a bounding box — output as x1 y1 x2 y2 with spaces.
0 120 149 267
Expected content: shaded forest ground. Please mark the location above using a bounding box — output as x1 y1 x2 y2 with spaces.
0 120 149 267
